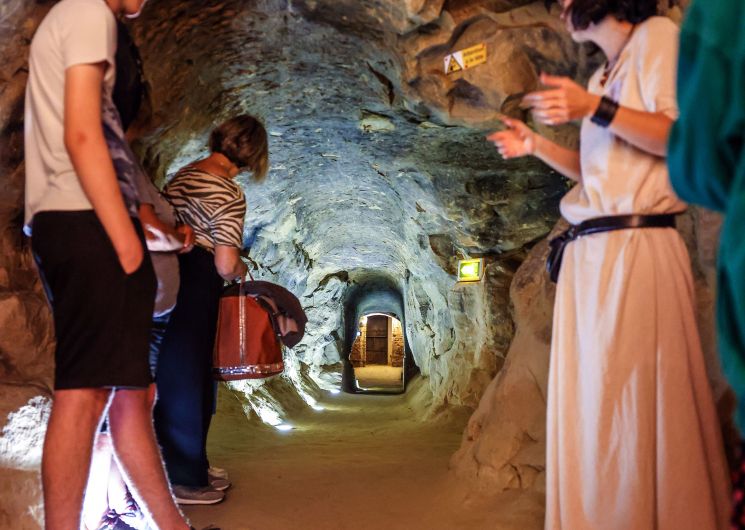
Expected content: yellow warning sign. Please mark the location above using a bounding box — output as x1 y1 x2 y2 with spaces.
443 43 487 74
462 43 487 68
447 55 463 73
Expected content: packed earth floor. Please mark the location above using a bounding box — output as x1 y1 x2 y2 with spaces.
184 380 544 530
353 365 404 391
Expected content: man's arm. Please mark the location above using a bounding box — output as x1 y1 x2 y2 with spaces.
64 63 142 273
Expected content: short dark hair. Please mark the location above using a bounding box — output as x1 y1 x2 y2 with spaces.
209 115 269 182
547 0 658 30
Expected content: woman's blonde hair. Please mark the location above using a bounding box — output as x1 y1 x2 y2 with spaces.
209 115 269 181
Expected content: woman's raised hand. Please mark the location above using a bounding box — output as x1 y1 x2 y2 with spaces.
522 73 600 126
486 117 536 159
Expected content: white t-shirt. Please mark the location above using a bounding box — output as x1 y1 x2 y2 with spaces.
24 0 140 235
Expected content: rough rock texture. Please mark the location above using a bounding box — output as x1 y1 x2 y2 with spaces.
0 1 56 527
451 227 556 494
0 392 50 529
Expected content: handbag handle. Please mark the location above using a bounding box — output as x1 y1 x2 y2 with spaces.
238 275 246 366
237 264 254 297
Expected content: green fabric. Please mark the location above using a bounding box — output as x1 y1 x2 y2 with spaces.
668 0 745 429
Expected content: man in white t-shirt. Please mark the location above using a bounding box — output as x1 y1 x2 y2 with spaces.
24 0 191 528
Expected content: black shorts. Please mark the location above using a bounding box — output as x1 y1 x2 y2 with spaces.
31 210 156 390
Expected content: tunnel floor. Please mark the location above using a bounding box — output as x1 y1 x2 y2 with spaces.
354 366 403 391
182 381 544 530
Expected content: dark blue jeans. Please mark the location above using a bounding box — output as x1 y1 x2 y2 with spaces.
153 247 223 488
149 311 171 379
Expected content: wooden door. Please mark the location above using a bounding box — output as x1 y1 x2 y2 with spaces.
365 315 389 365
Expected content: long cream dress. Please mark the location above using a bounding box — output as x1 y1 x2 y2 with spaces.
545 17 731 530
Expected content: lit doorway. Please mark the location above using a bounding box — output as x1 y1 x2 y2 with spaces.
349 313 405 392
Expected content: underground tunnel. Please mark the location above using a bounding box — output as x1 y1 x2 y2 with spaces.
0 0 726 529
342 272 415 394
350 313 406 392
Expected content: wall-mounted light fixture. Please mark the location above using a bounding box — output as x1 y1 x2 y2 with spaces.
457 258 485 283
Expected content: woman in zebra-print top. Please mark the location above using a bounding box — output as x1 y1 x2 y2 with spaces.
165 165 246 257
154 115 268 502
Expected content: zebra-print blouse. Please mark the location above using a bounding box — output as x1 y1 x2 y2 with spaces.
164 166 246 251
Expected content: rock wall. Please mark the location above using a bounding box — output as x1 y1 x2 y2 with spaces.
391 319 405 367
350 321 367 367
0 1 56 527
451 226 556 495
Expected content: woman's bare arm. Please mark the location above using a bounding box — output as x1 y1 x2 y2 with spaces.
605 107 673 157
524 73 672 157
533 135 582 182
486 117 581 182
214 245 248 281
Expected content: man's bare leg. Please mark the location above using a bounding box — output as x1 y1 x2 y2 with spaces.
106 441 131 514
81 432 115 529
107 388 189 529
107 383 158 514
42 388 111 530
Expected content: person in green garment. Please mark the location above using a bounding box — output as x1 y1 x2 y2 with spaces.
668 0 745 431
668 3 745 524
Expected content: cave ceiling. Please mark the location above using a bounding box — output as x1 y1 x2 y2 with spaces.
134 0 591 268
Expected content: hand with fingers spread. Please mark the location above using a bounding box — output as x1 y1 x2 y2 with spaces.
522 72 601 126
486 117 536 159
487 114 582 181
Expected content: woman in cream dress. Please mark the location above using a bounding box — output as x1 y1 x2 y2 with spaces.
488 1 731 528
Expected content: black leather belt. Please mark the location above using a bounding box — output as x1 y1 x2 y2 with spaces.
546 213 678 283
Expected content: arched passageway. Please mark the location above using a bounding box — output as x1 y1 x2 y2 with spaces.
350 313 405 392
341 274 418 394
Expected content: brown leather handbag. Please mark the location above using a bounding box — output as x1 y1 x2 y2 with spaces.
213 277 284 381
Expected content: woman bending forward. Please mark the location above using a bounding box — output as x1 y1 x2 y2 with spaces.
154 115 268 503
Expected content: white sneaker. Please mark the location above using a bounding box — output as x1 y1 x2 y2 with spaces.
208 465 229 480
209 476 231 491
172 485 225 505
